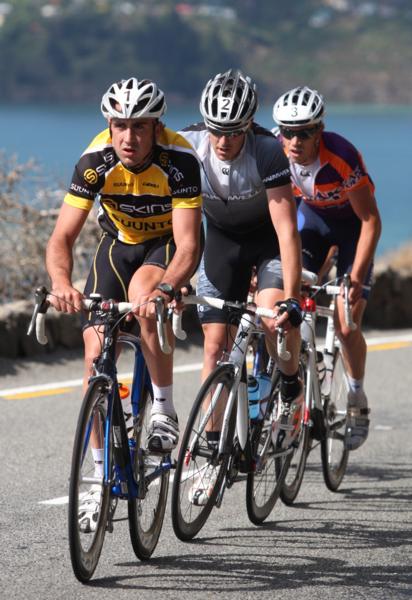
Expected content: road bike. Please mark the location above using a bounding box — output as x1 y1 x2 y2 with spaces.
278 273 358 504
170 295 297 540
27 287 173 582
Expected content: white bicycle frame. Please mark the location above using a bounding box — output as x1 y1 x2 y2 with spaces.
301 279 354 417
301 299 336 416
175 296 286 458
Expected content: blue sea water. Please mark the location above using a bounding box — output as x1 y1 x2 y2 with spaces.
1 103 410 256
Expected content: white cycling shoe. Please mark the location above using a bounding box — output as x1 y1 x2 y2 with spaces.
147 412 179 454
345 391 370 451
78 485 102 533
272 390 304 449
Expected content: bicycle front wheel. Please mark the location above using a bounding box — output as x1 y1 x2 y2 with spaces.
321 349 349 491
246 376 285 525
279 361 311 505
68 379 112 582
171 363 237 541
128 387 169 560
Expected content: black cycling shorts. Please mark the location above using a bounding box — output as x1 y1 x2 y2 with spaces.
82 232 176 329
197 221 283 324
297 202 373 298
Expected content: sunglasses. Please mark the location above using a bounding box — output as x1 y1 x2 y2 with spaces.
207 127 248 138
280 125 320 140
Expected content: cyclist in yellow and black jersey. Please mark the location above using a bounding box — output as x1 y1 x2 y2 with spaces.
46 78 202 472
65 126 201 244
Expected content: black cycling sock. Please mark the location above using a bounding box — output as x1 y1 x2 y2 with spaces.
280 370 301 403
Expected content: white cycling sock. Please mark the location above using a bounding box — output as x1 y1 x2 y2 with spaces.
151 383 175 418
347 376 364 394
347 376 368 407
91 448 104 478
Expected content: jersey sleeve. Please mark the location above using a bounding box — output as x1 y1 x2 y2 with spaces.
321 132 375 194
255 134 291 189
164 133 203 209
64 132 110 211
343 152 375 194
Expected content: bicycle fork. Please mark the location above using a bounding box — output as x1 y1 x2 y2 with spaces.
301 317 325 441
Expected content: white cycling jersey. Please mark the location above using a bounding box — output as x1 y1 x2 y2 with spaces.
179 122 291 234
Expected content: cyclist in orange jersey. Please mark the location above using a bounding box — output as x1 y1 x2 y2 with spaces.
273 86 382 450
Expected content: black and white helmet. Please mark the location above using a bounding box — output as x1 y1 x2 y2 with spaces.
101 77 166 120
273 86 324 127
200 69 258 133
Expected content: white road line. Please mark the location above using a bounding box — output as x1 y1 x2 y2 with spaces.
3 332 412 398
0 361 204 397
2 333 412 399
39 495 69 506
39 474 176 506
364 333 412 345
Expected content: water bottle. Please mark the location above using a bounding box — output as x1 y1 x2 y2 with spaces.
248 373 272 420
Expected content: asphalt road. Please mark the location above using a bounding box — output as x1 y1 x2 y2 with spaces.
1 329 412 600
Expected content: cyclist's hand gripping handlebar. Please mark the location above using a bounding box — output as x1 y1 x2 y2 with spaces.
171 295 291 360
28 288 174 354
153 296 172 354
27 286 49 345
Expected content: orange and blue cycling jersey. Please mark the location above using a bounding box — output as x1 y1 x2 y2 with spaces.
64 127 202 244
287 131 375 218
287 131 375 299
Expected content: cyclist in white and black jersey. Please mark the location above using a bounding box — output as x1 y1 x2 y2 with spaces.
180 69 303 504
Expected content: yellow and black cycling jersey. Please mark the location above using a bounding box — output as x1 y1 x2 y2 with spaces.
64 127 202 244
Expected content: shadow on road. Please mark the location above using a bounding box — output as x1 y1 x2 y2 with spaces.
85 459 412 596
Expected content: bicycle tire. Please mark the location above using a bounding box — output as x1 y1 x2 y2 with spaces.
279 423 311 505
321 349 349 491
171 363 237 541
68 379 112 582
246 373 285 524
278 360 311 505
128 386 169 560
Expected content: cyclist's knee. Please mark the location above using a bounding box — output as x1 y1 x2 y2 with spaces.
83 327 102 375
336 323 362 344
202 324 228 365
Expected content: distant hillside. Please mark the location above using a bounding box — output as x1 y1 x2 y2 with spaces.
1 0 411 104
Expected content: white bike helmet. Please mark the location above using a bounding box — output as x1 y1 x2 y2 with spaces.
273 86 324 127
101 77 166 120
200 69 258 133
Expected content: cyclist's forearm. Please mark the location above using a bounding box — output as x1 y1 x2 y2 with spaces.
278 229 302 298
351 214 381 282
161 243 200 291
46 237 75 288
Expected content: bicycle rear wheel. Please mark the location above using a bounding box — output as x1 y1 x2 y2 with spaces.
68 379 112 582
128 387 169 560
171 363 237 541
321 349 349 491
246 373 286 524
